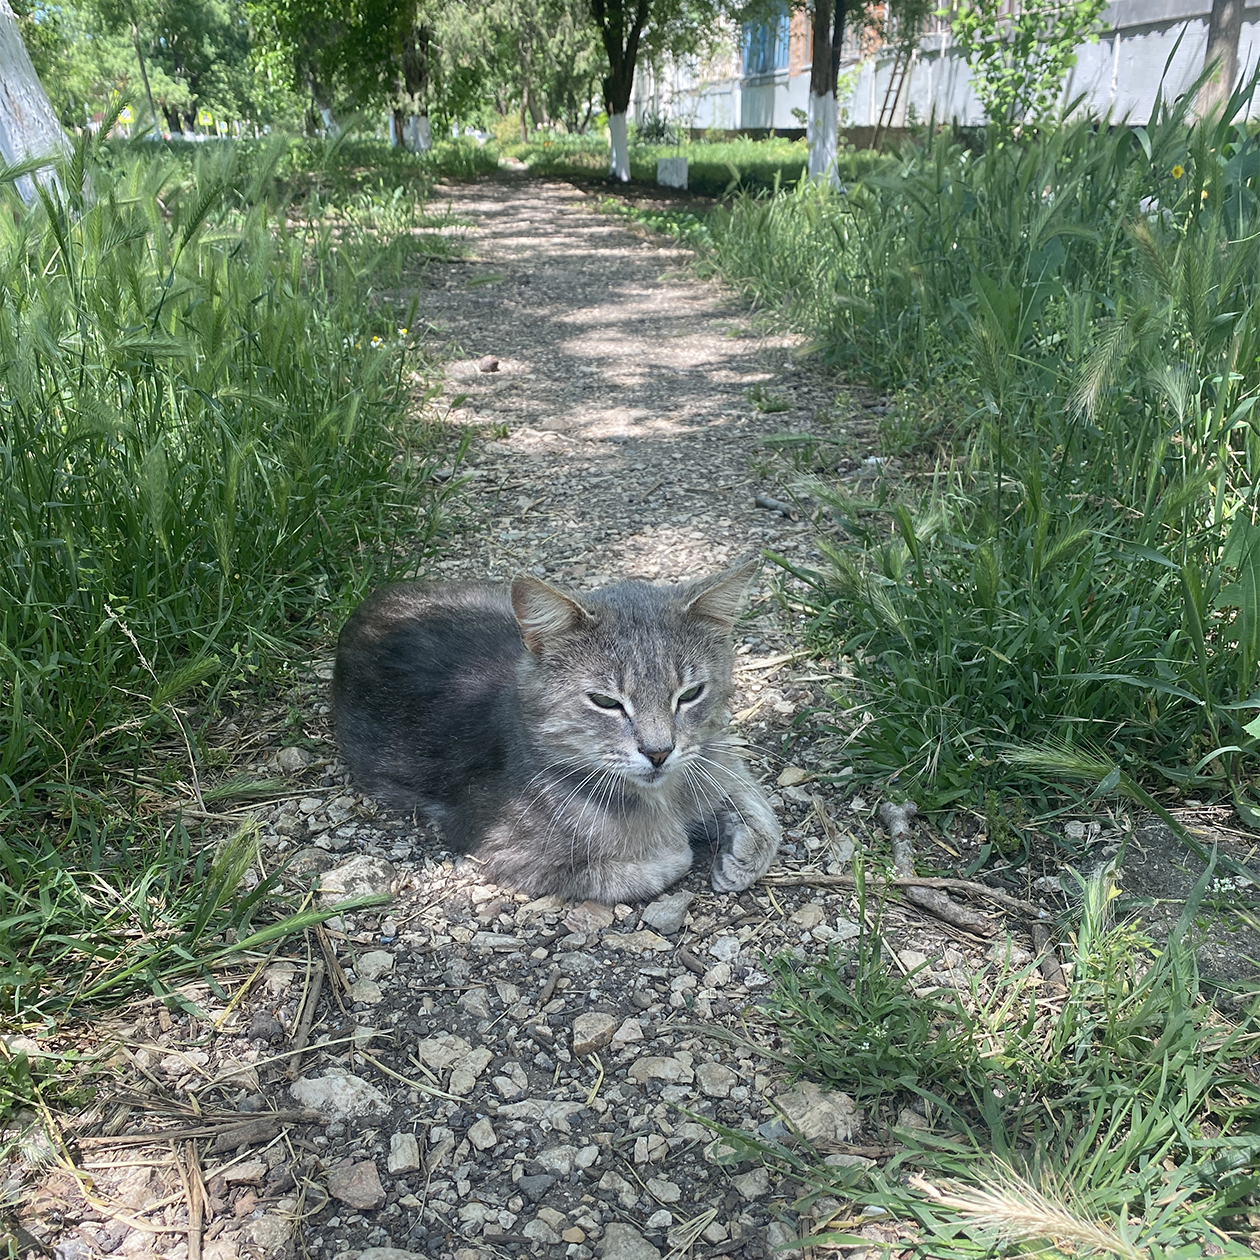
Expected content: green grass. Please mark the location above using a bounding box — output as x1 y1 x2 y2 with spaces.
0 125 463 1050
699 73 1260 820
505 131 887 197
746 858 1260 1255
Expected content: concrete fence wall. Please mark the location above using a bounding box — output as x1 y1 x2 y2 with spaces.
633 2 1260 135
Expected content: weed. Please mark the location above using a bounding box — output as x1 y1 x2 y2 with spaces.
747 384 793 413
757 858 1260 1254
707 70 1260 816
0 127 461 1066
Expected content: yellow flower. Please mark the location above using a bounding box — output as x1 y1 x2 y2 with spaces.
370 335 383 347
1171 164 1184 179
397 327 408 336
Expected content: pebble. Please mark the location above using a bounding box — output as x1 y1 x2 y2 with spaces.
646 1176 681 1203
572 1012 618 1056
775 1081 861 1143
627 1056 694 1085
318 855 396 904
731 1166 770 1198
565 900 616 932
326 1161 385 1210
289 1074 388 1120
640 889 694 934
599 1222 661 1260
695 1061 737 1098
347 979 382 1004
467 1116 497 1150
709 936 741 961
387 1132 420 1173
789 902 825 929
276 745 313 773
356 950 394 981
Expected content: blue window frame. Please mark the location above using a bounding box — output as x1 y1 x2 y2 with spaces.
741 5 790 77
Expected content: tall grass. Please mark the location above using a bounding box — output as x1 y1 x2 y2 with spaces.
756 858 1260 1255
0 126 460 1030
709 75 1260 813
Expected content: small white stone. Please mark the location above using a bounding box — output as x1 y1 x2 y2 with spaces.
646 1208 673 1228
387 1132 421 1173
356 950 394 981
458 988 492 1020
646 1177 681 1203
538 1144 577 1175
348 979 383 1004
789 903 825 929
708 936 740 962
731 1166 770 1199
695 1061 737 1098
522 1218 561 1244
467 1117 497 1151
290 1073 388 1121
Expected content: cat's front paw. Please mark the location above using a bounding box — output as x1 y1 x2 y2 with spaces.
709 812 778 893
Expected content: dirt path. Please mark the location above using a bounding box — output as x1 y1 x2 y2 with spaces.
18 180 946 1260
423 177 828 602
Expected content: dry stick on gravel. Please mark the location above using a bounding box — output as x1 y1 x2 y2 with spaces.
1031 922 1068 993
878 801 1000 937
286 958 325 1079
173 1140 205 1260
754 492 797 519
762 870 1047 920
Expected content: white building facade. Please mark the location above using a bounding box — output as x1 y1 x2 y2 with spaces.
632 2 1260 135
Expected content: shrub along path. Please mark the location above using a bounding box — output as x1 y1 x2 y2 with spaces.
17 176 1249 1260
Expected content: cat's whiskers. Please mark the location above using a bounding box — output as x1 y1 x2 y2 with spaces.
687 755 754 833
565 762 618 869
514 756 612 858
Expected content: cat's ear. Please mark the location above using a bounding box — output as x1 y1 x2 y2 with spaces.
682 558 760 631
511 576 591 652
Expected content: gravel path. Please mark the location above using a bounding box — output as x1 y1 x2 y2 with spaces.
16 178 1003 1260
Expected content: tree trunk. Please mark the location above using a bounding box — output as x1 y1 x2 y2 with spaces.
125 0 159 134
0 0 68 203
590 0 650 181
400 22 432 151
808 0 838 185
608 110 629 181
1198 0 1243 118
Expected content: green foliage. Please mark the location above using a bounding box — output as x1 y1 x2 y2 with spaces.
707 76 1260 812
947 0 1108 131
21 0 285 131
764 862 1260 1255
0 131 459 834
0 131 461 1106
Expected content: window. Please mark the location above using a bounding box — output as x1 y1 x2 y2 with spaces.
741 5 790 77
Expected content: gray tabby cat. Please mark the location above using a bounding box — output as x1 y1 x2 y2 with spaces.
332 560 780 903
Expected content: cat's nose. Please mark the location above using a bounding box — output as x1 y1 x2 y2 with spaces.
640 745 673 768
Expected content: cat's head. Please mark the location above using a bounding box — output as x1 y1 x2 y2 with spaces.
511 560 758 789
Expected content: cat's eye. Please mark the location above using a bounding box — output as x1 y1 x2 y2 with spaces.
677 684 704 706
588 692 624 711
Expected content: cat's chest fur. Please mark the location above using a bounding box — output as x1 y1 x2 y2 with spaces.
332 565 781 903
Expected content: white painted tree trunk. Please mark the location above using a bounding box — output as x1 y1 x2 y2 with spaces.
0 0 68 203
402 115 431 152
608 112 630 182
807 89 839 188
